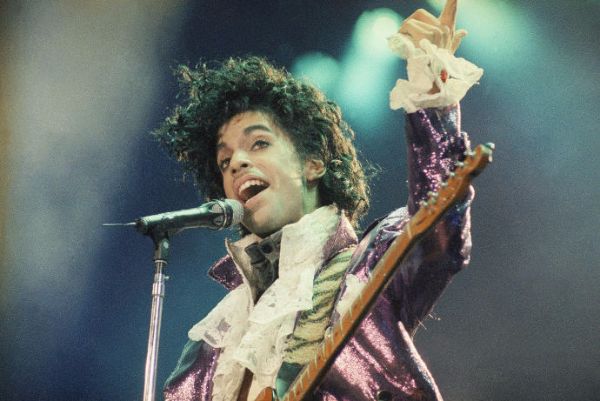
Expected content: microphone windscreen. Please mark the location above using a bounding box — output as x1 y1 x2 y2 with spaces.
224 199 244 226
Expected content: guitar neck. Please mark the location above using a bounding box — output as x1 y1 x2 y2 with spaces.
278 143 494 401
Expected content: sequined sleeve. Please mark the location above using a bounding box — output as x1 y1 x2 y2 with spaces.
389 104 474 332
405 104 470 213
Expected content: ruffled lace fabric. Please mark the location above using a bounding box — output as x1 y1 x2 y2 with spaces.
187 205 341 401
387 34 483 113
334 273 367 318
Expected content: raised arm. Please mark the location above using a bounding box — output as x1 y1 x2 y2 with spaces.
386 0 482 332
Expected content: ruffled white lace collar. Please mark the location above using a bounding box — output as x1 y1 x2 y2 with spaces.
187 205 342 401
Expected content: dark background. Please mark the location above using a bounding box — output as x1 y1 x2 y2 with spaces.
1 1 599 400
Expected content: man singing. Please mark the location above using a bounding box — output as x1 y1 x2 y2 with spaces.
155 1 483 399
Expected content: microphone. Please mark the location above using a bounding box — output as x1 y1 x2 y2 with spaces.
134 199 244 235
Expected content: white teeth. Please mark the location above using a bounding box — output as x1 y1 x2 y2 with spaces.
238 179 267 197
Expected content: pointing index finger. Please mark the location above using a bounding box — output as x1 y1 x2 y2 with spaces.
439 0 458 30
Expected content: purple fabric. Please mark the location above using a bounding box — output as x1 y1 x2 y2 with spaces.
208 255 242 291
406 105 468 215
163 105 473 400
317 297 441 401
164 342 220 401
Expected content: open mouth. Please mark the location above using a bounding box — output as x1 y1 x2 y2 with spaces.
238 179 269 203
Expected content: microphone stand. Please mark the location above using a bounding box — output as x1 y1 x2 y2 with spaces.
103 199 242 400
143 230 170 401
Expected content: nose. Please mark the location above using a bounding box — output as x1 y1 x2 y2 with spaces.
230 151 252 175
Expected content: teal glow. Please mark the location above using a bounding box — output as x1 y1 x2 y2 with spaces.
425 0 528 68
291 52 340 95
353 8 402 58
291 8 403 132
336 8 402 129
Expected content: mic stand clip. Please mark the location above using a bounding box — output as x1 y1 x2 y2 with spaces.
142 229 171 401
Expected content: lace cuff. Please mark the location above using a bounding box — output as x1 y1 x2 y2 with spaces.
388 34 483 112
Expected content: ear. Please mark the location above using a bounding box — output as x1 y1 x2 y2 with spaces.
304 159 326 183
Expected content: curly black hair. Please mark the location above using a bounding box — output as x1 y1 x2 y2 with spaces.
153 56 370 227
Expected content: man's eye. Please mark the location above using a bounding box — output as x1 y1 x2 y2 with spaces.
251 140 269 150
219 158 230 170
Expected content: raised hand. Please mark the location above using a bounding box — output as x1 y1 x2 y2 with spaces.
397 0 466 53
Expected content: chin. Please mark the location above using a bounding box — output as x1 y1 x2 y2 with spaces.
244 212 296 238
241 195 303 237
243 223 278 238
242 211 277 237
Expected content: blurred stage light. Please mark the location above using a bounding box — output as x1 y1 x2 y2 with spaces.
292 8 402 131
353 8 402 58
425 0 526 67
5 0 183 356
291 52 341 95
337 8 402 130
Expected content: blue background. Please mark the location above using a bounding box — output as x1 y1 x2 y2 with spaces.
1 1 599 400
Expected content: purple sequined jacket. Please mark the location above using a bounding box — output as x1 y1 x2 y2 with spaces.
164 105 473 401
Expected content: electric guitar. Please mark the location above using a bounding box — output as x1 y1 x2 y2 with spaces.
254 143 495 401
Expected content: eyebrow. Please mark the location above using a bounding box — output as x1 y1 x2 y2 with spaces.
216 124 274 152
